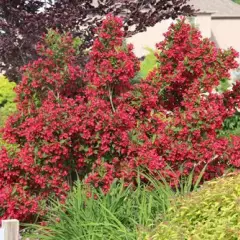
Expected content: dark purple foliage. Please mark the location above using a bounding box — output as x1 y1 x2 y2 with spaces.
0 0 195 82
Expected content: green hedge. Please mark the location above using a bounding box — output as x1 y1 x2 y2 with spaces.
139 48 158 79
150 173 240 240
0 75 17 152
0 75 16 126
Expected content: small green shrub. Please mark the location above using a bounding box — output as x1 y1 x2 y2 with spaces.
150 173 240 240
0 75 17 151
221 112 240 137
0 75 16 126
139 48 158 78
217 78 231 93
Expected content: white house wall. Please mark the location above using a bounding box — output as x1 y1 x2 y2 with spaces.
127 19 174 57
194 14 212 38
127 15 240 62
211 18 240 62
127 15 240 81
127 15 212 57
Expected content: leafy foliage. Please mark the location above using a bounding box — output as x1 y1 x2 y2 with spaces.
131 19 240 182
24 178 173 240
220 80 240 138
0 0 195 82
0 75 18 153
215 70 240 137
232 0 240 4
24 169 205 240
150 173 240 240
0 16 240 222
139 48 158 79
0 30 83 222
221 112 240 137
217 78 231 93
218 79 240 137
0 75 16 126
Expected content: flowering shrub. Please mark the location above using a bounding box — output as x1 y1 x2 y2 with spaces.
221 80 240 137
131 19 240 181
0 30 84 221
0 16 240 221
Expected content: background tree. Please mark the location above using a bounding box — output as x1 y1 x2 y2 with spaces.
232 0 240 4
0 0 195 82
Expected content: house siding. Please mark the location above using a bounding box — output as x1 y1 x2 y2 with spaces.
127 15 240 64
126 19 174 57
211 18 240 62
127 15 212 57
194 14 212 38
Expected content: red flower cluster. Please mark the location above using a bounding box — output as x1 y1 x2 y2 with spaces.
0 16 239 221
132 20 240 181
0 31 84 221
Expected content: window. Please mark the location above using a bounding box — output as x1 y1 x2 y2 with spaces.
187 16 196 26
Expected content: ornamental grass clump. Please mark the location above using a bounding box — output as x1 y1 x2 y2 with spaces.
24 178 174 240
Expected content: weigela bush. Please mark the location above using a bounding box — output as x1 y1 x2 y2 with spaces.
0 30 84 221
130 19 240 182
0 16 239 221
222 80 240 136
